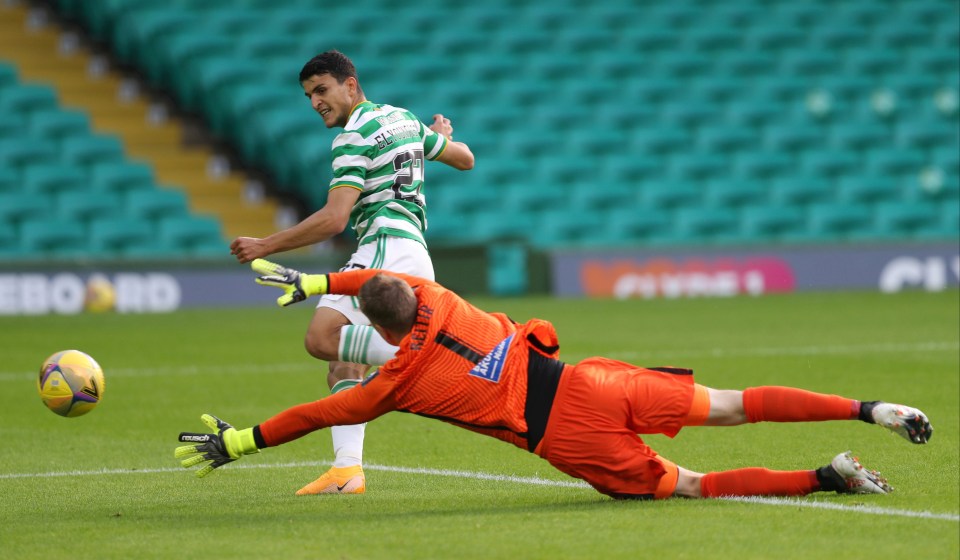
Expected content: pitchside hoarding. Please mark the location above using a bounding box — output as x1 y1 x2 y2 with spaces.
551 243 960 298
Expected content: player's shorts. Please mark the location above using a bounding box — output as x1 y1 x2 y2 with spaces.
536 358 709 500
317 235 435 325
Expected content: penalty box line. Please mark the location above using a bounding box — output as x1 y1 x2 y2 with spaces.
0 459 957 522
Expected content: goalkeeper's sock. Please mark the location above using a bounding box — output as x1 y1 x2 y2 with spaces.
338 325 399 366
329 379 365 468
700 468 819 497
742 386 860 423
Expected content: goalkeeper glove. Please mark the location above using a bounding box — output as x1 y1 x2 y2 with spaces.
175 414 260 478
251 258 328 307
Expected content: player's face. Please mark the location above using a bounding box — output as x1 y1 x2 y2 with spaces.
301 73 358 128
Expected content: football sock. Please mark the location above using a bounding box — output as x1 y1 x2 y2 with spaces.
329 379 365 468
700 468 819 497
742 386 860 423
338 325 399 366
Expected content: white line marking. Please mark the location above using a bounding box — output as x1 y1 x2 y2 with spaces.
3 341 957 382
1 460 956 522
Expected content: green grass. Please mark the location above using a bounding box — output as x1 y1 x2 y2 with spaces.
1 290 958 559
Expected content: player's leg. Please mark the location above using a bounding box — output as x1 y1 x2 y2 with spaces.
697 386 932 443
673 451 891 498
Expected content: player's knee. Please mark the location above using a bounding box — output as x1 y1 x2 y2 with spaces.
304 332 338 361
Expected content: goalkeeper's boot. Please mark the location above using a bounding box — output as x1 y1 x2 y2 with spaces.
296 465 365 495
825 451 892 494
864 402 933 444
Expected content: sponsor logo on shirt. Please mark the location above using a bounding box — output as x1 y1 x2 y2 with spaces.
469 334 514 383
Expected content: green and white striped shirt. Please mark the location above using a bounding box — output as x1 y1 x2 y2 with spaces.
329 101 448 247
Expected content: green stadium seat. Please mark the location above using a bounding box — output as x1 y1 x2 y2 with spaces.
874 201 941 235
28 110 92 140
704 179 768 208
865 148 926 177
59 135 126 166
88 217 157 254
57 191 123 222
807 203 873 237
780 51 841 77
19 219 89 257
621 27 681 52
746 27 806 52
0 62 18 89
910 46 960 74
837 176 901 204
624 76 682 103
0 221 16 251
726 98 791 127
844 48 901 76
698 125 757 153
683 26 741 52
0 193 50 223
801 150 861 178
112 9 195 66
668 152 729 180
0 138 59 167
639 180 702 209
531 210 605 248
90 161 156 194
206 9 265 35
0 113 26 139
771 177 834 205
505 182 570 214
0 84 59 114
689 75 744 102
829 122 890 151
21 164 88 196
675 207 740 238
157 215 227 253
897 122 958 150
811 22 869 49
124 188 190 221
764 124 825 153
605 155 663 182
662 100 720 128
569 183 640 211
734 151 795 179
740 205 805 238
211 83 290 139
630 127 691 155
718 51 777 77
462 209 529 243
0 167 18 194
603 208 672 243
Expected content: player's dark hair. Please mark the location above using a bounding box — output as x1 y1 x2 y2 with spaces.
359 274 417 335
299 50 362 93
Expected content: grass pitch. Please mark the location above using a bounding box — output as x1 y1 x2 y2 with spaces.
1 289 958 559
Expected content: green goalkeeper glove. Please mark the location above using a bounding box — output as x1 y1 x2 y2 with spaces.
251 258 328 307
175 414 260 478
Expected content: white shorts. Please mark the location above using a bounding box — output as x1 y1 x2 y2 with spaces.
317 236 435 325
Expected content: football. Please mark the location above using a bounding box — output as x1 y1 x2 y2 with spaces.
37 350 106 417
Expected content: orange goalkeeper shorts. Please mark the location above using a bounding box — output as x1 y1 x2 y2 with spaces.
535 357 709 499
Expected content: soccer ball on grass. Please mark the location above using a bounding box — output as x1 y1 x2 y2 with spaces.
37 350 106 417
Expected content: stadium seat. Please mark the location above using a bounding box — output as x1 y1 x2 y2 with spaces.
837 176 902 204
896 122 958 150
675 207 740 238
531 210 605 248
0 84 59 114
0 167 18 194
89 161 156 194
668 152 729 180
88 217 157 254
157 215 227 253
697 125 757 153
0 113 26 140
740 205 806 238
734 151 795 179
59 135 126 166
0 193 50 224
829 122 890 151
57 191 123 222
569 183 640 211
124 188 190 221
704 179 768 208
801 150 861 178
0 61 18 89
764 123 825 153
28 110 92 141
844 48 901 76
21 164 89 196
639 180 702 209
807 203 873 237
865 148 926 177
630 127 691 155
874 201 941 236
603 208 672 243
18 219 89 257
770 177 834 205
0 138 59 167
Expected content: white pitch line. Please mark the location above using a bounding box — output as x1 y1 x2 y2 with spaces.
0 460 956 522
3 340 957 382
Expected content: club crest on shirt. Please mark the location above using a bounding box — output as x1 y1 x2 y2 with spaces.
469 334 514 383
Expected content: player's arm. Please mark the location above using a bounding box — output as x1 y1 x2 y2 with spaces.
251 260 435 306
175 373 397 477
428 113 474 171
230 186 360 263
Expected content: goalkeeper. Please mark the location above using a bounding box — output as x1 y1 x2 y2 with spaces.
176 260 933 500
